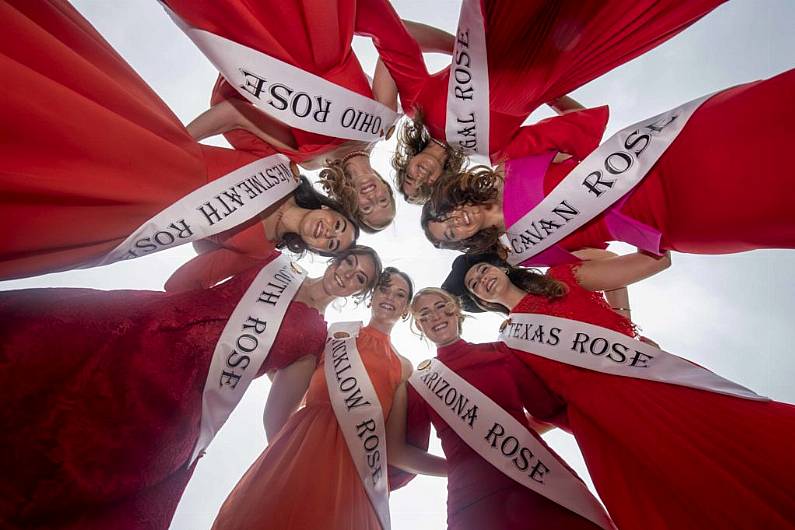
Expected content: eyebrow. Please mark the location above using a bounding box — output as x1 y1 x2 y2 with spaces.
444 228 454 241
340 218 348 234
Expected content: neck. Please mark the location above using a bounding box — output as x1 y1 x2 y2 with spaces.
367 317 396 336
435 335 460 348
276 199 308 239
299 276 336 312
495 284 526 312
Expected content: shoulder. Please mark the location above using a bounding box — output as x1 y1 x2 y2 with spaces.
397 354 414 382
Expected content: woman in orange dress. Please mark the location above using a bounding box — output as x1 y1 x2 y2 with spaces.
211 267 446 529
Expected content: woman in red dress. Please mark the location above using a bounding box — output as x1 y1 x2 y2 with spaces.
373 0 726 203
0 0 357 283
211 267 446 530
421 69 795 261
443 252 795 529
0 245 382 530
402 287 601 530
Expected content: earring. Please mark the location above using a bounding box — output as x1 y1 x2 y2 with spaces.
366 301 372 308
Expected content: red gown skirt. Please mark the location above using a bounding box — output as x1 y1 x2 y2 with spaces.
549 69 795 254
0 0 260 281
505 265 795 529
0 255 328 530
163 0 373 162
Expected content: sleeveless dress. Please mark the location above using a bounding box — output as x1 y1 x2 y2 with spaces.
406 339 599 530
367 0 725 159
503 69 795 262
0 251 327 530
163 0 385 163
502 265 795 529
212 325 403 530
0 0 265 281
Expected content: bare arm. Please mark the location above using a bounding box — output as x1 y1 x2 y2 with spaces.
186 99 242 141
386 381 447 477
548 95 586 115
402 20 455 54
525 412 555 435
574 251 672 292
263 355 317 442
571 248 631 319
372 58 399 111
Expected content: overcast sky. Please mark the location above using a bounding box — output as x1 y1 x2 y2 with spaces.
2 1 794 529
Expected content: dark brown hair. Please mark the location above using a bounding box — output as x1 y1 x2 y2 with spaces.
318 159 395 234
420 165 504 253
281 175 360 257
391 109 468 204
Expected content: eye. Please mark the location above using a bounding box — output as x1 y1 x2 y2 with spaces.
361 204 372 214
357 274 366 285
378 197 389 207
335 220 342 231
345 256 354 266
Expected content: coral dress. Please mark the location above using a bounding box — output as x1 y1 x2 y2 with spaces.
163 0 388 163
504 69 795 260
0 251 327 530
366 0 724 159
502 265 795 529
406 340 599 530
212 325 403 530
0 0 264 281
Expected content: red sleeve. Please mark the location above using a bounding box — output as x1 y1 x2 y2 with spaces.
388 384 433 491
354 0 430 111
510 354 570 430
497 106 609 162
164 247 265 292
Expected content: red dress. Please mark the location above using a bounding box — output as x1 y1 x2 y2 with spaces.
0 251 327 530
502 265 795 529
163 0 387 163
507 69 795 257
406 340 599 530
366 0 725 160
0 0 265 281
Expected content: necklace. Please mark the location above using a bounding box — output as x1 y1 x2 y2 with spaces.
429 137 448 150
340 150 370 166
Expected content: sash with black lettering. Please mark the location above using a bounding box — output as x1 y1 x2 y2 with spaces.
503 94 711 266
190 254 307 463
98 154 296 266
325 322 391 530
501 313 767 401
445 0 490 163
410 358 615 529
162 5 399 143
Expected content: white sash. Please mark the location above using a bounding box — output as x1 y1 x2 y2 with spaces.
325 322 391 530
445 0 491 164
190 254 307 464
501 313 767 401
98 154 296 266
503 94 711 265
162 5 399 143
410 358 615 529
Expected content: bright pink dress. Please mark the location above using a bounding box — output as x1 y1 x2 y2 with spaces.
0 0 263 281
504 69 795 261
366 0 725 160
0 251 327 530
163 0 389 163
502 265 795 529
406 339 598 530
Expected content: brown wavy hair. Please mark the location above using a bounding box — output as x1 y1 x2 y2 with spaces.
420 165 504 254
391 109 468 204
319 159 395 234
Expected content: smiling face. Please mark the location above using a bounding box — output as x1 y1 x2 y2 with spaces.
351 170 396 230
464 262 509 305
299 207 356 254
370 272 411 325
403 149 443 201
413 292 461 346
322 252 377 297
426 204 487 244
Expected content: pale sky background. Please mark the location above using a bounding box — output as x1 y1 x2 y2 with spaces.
2 1 794 529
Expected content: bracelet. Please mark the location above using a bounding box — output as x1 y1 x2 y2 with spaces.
611 306 631 312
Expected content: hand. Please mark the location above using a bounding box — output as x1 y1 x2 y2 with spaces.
638 335 660 348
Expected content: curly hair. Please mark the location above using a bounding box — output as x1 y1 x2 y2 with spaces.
330 244 384 304
318 158 395 233
280 175 360 257
409 287 467 337
420 165 504 254
469 264 568 315
391 109 468 204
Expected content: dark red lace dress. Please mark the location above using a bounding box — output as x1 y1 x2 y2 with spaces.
502 265 795 530
406 339 598 530
0 252 327 530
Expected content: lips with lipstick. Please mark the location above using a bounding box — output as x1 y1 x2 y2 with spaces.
313 219 325 239
378 301 396 313
333 271 345 289
359 180 377 195
431 321 449 333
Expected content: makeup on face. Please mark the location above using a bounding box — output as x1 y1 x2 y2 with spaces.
414 293 460 345
324 253 375 296
464 263 506 303
371 273 410 321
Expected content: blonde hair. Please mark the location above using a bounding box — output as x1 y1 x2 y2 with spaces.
409 287 467 338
